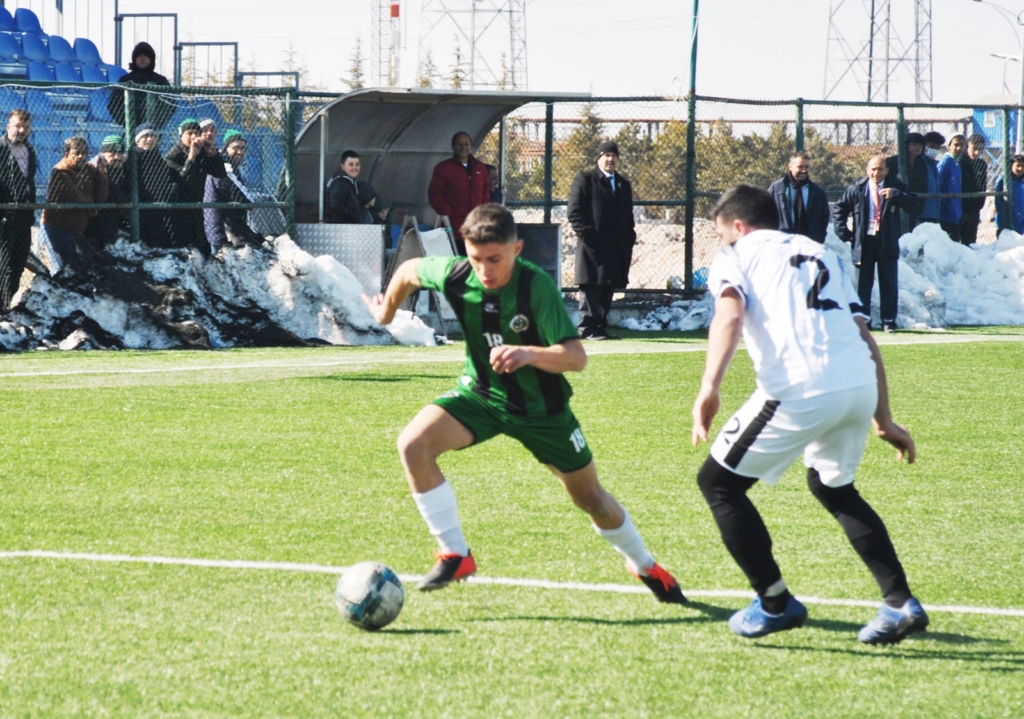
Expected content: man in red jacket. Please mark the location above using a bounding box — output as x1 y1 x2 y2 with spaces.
428 131 491 255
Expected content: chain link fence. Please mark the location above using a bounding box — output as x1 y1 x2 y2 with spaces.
0 81 296 307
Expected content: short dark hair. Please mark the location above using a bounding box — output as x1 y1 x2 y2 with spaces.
923 130 945 146
8 108 30 124
63 136 87 156
789 151 810 163
968 133 986 150
461 203 517 245
340 150 359 163
451 131 471 146
711 185 780 229
1011 154 1024 165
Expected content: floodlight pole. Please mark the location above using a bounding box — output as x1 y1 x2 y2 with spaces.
683 0 699 292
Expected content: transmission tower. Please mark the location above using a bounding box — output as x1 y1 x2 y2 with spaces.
371 0 403 86
823 0 932 102
418 0 528 90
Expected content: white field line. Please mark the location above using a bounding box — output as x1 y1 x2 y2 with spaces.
0 333 1021 379
2 550 1022 618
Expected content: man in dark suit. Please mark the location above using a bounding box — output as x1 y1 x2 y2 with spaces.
0 109 37 311
767 151 830 242
831 155 915 333
567 141 636 340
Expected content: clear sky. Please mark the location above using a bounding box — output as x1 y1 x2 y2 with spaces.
23 0 1024 103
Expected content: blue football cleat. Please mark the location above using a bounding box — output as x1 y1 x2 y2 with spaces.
858 598 929 645
728 595 808 638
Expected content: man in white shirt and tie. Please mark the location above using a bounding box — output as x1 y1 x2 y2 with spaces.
831 156 915 333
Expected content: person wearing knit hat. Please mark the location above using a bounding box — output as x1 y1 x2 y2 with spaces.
204 129 264 250
884 131 938 228
134 123 157 147
199 119 218 151
163 116 227 255
87 137 129 247
566 139 636 340
106 41 171 127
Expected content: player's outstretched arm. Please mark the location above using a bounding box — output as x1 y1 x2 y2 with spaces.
363 259 422 326
692 288 744 446
855 316 916 464
489 338 587 375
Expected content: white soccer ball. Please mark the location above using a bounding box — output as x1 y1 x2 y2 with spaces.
334 561 405 631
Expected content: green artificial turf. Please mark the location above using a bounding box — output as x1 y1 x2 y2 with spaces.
1 331 1022 717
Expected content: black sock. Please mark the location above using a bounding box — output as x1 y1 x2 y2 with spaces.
761 589 793 615
806 469 912 608
697 456 784 596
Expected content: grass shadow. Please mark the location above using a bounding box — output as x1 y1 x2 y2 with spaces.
755 640 1024 670
301 374 452 383
379 628 460 635
471 600 735 628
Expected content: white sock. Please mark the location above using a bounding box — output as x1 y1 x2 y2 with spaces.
764 578 788 597
412 481 469 556
594 511 655 575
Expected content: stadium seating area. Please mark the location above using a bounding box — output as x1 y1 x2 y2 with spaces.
0 7 125 83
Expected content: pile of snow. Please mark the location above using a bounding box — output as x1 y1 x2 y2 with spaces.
617 223 1024 332
0 235 437 351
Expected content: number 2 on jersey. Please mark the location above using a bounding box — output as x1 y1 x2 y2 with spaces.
789 254 840 311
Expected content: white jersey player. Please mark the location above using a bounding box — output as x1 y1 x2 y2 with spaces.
691 184 928 645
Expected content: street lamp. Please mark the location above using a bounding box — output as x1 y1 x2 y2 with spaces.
974 0 1024 152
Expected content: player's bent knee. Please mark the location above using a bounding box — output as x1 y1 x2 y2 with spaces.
806 468 860 512
697 456 758 503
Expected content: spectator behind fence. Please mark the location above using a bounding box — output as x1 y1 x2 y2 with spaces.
832 155 915 333
134 123 174 247
568 140 636 341
326 150 387 225
107 42 173 129
204 130 263 250
0 109 36 311
995 154 1024 235
886 132 938 228
767 151 829 243
486 164 504 205
40 137 109 275
428 131 490 254
85 135 128 247
165 118 226 255
959 134 988 246
936 134 963 243
199 119 217 147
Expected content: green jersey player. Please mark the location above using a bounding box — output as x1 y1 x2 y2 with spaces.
364 203 684 602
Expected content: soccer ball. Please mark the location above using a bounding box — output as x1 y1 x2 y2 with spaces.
334 561 405 631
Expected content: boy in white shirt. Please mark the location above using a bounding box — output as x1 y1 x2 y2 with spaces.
691 184 927 645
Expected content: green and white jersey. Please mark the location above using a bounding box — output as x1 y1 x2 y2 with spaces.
417 256 579 418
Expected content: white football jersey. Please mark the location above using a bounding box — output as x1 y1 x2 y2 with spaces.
707 229 876 401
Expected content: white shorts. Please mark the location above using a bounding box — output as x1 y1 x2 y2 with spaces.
709 384 878 488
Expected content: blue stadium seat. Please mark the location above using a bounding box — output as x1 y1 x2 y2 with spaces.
0 7 18 33
20 33 51 65
88 88 113 122
54 62 81 82
0 33 24 62
81 63 106 83
74 37 104 65
26 60 54 81
15 8 45 36
47 36 80 66
106 63 126 81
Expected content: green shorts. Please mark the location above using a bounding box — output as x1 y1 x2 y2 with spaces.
433 388 593 473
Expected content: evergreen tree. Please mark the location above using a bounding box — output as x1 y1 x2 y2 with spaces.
342 35 365 91
416 49 438 88
553 104 605 197
449 37 467 89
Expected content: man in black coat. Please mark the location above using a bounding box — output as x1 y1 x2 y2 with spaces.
107 42 174 130
325 150 387 225
831 155 916 333
0 109 37 311
567 140 636 340
164 118 226 253
767 151 830 242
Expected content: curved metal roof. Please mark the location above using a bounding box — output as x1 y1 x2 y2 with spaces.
294 87 590 224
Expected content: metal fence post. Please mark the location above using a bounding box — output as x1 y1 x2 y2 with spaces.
683 92 696 292
543 101 554 224
1004 106 1013 231
285 86 298 237
795 98 804 152
896 104 909 235
124 84 140 244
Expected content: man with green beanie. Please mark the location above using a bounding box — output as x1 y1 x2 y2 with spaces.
164 118 226 253
86 135 129 246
